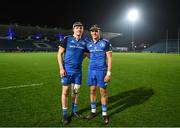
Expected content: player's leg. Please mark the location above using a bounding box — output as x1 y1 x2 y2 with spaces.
90 85 97 113
60 75 71 124
100 87 108 115
61 85 70 124
100 87 109 125
71 72 84 118
97 70 109 125
86 85 97 119
71 83 82 116
87 70 97 119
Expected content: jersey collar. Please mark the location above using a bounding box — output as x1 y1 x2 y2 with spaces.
92 38 103 44
72 35 82 41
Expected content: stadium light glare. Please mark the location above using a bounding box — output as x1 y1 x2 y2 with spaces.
128 9 139 23
127 8 140 52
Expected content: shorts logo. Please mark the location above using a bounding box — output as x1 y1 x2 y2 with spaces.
61 79 64 84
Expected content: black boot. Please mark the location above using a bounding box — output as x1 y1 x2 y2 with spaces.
103 116 109 125
86 112 96 120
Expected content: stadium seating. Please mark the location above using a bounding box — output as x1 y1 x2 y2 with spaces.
0 24 123 52
0 39 60 52
143 39 180 53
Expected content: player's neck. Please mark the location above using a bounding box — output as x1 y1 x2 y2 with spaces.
93 37 100 43
73 35 81 41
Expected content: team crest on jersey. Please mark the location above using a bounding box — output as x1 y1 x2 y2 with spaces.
89 44 93 47
71 40 75 43
100 42 105 47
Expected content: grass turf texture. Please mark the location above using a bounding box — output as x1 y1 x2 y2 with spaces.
0 52 180 127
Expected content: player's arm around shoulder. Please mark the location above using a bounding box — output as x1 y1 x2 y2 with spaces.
84 39 90 59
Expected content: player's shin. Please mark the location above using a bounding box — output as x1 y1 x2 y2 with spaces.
71 84 80 113
100 88 108 116
91 101 96 113
61 86 69 119
90 86 97 113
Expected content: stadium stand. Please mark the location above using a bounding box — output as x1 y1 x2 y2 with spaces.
0 39 60 52
0 24 123 52
0 24 70 52
143 39 180 53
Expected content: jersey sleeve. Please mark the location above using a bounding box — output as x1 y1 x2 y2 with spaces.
85 47 89 53
83 40 90 53
59 36 68 49
85 43 90 53
105 41 112 52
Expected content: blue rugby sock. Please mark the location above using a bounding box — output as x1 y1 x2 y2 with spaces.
62 107 68 118
72 103 77 113
91 102 96 113
102 104 107 116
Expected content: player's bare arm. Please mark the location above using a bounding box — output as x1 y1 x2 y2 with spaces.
104 51 112 83
58 46 66 77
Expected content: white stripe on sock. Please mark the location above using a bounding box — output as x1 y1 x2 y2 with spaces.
102 112 107 116
91 109 96 113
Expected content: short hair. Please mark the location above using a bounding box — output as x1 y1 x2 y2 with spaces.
73 21 83 28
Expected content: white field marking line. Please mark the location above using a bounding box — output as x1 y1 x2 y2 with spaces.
0 83 44 90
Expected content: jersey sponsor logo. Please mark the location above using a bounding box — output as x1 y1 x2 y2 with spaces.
88 43 104 52
89 49 104 52
69 44 85 49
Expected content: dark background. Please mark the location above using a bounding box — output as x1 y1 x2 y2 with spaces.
0 0 179 43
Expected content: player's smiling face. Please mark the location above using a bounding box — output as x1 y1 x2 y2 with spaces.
91 30 100 40
73 26 84 37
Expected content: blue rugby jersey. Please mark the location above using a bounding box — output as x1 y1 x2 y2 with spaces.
60 35 88 73
86 38 112 71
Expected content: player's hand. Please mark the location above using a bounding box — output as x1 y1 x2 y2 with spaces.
104 75 111 83
60 68 66 77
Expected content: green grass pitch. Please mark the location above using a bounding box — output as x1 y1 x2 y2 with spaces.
0 52 180 127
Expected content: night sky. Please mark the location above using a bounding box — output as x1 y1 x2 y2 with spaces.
0 0 180 43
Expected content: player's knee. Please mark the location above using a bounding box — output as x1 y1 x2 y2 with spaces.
62 91 69 97
101 93 107 98
90 86 96 94
62 86 70 96
71 84 80 95
90 89 96 95
71 90 79 97
100 89 107 98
